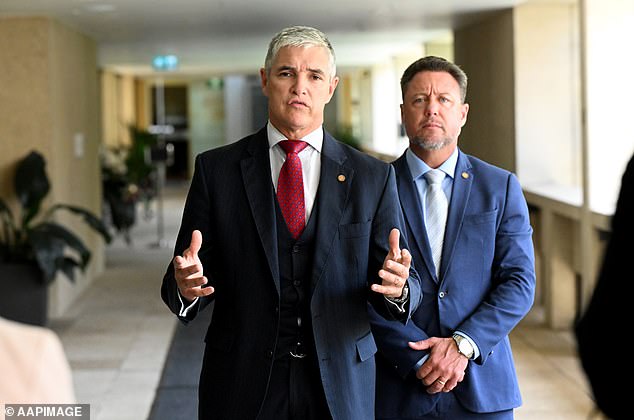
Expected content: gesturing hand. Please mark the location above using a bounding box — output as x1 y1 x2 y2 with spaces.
371 228 412 298
173 230 214 302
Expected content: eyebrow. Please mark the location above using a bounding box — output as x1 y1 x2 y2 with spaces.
410 91 454 97
276 65 326 76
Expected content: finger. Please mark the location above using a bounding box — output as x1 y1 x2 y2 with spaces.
382 261 407 280
426 379 445 394
182 283 215 301
388 228 401 260
378 267 401 283
434 377 449 393
184 230 203 259
401 248 412 270
408 340 432 351
444 378 458 392
176 263 204 279
415 364 431 380
174 256 200 274
192 285 215 297
179 274 208 289
173 255 187 269
370 283 399 297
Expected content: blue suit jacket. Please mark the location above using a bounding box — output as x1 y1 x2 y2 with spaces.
370 149 535 417
161 127 421 420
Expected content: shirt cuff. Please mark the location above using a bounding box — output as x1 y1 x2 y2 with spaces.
414 354 429 372
384 281 409 314
178 292 199 317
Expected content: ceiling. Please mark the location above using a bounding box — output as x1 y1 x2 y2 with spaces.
0 0 528 75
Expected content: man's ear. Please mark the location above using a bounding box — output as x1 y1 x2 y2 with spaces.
260 68 269 95
460 103 469 127
328 76 340 99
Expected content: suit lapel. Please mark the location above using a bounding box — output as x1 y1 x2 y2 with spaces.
240 129 280 294
311 133 352 292
439 150 472 280
393 154 438 282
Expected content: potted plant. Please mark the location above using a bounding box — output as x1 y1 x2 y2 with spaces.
101 126 158 244
0 150 111 326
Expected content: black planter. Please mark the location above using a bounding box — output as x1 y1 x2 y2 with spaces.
0 263 48 326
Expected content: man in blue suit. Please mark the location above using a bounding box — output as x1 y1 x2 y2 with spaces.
161 26 420 420
370 56 535 419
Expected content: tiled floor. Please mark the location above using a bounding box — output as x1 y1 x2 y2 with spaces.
49 184 602 419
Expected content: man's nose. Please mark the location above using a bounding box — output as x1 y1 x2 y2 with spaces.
292 75 308 95
425 100 439 116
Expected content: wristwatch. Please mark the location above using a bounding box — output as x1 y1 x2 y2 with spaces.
452 333 475 359
389 281 409 303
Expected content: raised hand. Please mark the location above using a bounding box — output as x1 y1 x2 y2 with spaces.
371 228 412 298
173 230 214 302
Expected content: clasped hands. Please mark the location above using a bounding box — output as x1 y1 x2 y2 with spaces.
173 228 411 302
408 337 469 394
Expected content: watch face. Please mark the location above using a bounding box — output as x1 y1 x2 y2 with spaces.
459 339 473 358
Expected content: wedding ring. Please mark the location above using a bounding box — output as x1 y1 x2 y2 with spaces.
437 379 446 385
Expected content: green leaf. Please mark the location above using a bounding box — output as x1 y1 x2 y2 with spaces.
0 198 17 251
15 151 50 227
49 204 113 244
58 257 82 283
29 222 91 283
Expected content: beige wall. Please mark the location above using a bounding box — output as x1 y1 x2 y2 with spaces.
0 17 104 318
454 5 615 329
102 71 136 148
514 1 581 191
0 18 53 199
455 10 516 172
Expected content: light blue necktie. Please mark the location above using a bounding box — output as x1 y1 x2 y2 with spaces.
424 169 448 277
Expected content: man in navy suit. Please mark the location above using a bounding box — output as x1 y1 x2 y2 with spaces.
370 56 535 418
161 26 421 420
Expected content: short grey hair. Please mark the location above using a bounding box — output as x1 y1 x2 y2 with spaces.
400 56 468 103
264 25 337 79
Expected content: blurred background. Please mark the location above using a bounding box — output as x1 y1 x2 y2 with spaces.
1 0 632 418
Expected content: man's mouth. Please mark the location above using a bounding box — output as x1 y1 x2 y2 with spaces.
289 99 308 108
422 121 442 129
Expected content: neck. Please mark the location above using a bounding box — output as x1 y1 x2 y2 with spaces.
410 143 456 169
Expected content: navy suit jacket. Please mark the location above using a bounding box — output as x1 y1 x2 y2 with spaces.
161 127 421 420
370 149 535 417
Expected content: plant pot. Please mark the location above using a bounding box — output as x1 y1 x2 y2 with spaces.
0 263 48 326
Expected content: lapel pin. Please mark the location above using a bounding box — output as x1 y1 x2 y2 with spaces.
337 174 346 182
461 172 469 179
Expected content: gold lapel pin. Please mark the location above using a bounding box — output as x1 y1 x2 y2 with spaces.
337 174 346 182
461 172 469 179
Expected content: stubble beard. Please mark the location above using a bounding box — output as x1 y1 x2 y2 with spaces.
410 135 453 151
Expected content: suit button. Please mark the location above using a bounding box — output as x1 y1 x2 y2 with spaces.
439 291 446 298
293 280 301 287
274 306 279 314
266 350 273 359
292 245 300 253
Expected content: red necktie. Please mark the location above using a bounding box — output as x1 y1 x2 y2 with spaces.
277 140 308 239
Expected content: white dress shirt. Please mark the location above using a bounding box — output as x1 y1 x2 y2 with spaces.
267 122 322 223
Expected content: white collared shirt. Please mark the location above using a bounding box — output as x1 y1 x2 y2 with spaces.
267 122 322 223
